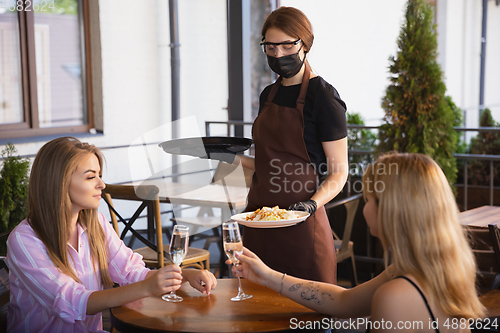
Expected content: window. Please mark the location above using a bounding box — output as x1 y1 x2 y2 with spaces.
0 0 93 139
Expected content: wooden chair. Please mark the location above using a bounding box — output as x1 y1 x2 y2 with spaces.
0 229 10 332
325 193 362 286
102 184 210 270
172 162 254 251
465 223 500 291
0 258 8 332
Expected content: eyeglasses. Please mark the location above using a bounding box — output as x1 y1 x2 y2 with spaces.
260 39 301 56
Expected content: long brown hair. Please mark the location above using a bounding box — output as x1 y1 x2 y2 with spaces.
363 153 484 319
261 6 314 54
28 137 113 288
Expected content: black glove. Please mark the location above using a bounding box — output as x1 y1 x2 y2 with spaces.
288 199 317 215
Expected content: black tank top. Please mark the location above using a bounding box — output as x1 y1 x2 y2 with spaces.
366 276 440 333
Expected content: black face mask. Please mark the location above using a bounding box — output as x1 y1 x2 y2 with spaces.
266 51 305 79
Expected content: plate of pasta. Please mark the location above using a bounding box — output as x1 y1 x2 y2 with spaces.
231 206 309 228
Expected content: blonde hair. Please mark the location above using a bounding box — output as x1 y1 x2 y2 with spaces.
363 152 484 319
28 137 113 288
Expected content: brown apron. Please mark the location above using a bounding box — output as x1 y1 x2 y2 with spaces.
243 64 337 284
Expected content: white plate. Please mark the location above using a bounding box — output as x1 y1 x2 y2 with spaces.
231 211 310 228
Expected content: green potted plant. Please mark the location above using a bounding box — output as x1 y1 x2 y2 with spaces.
346 112 377 178
0 143 30 255
376 0 458 185
468 109 500 187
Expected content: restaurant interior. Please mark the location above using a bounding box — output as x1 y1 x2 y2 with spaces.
0 0 499 332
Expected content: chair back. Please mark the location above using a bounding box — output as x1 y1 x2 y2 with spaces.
325 193 362 286
489 224 500 266
325 193 362 253
465 224 500 290
488 223 500 290
103 184 165 267
0 257 9 331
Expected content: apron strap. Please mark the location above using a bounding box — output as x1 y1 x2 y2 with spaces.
296 62 310 106
266 62 312 107
267 77 282 103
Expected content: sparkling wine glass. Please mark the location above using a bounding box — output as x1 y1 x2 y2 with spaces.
162 225 189 302
223 221 252 301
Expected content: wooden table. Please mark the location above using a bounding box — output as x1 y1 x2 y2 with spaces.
122 180 250 276
460 205 500 228
110 279 331 333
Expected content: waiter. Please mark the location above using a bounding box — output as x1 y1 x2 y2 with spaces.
214 7 348 284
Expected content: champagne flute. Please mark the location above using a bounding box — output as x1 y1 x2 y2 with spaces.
223 221 252 301
162 225 189 302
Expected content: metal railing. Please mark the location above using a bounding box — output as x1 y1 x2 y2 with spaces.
348 150 499 210
205 120 500 136
205 120 499 210
205 120 253 137
2 122 497 211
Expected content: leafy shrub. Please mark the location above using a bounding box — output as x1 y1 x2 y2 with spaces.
347 112 376 177
0 143 30 255
467 109 500 186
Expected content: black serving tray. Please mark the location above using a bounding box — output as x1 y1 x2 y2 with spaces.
158 137 253 157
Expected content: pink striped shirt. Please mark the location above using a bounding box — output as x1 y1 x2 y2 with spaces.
6 213 150 333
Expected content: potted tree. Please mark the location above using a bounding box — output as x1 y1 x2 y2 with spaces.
376 0 459 185
352 0 460 281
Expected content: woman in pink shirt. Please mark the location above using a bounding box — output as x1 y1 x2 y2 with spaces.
6 137 217 332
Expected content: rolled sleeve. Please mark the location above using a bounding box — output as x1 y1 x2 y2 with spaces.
51 283 93 323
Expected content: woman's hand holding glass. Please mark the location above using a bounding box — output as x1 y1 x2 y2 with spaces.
143 265 216 299
143 265 183 297
223 221 252 301
228 247 277 288
162 225 189 302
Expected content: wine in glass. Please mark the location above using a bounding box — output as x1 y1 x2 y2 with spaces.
162 225 189 302
223 221 252 301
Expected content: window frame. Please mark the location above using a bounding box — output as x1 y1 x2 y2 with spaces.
0 0 94 140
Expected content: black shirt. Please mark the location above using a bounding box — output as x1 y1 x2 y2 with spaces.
259 76 347 176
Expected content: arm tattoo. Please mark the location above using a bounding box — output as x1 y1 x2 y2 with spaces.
289 282 335 304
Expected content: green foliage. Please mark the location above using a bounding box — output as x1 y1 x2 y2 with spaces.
376 0 458 185
0 144 30 255
446 96 468 154
346 112 377 177
53 0 78 15
467 109 500 186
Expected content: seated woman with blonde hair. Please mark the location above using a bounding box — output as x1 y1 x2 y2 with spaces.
7 137 216 332
233 152 487 332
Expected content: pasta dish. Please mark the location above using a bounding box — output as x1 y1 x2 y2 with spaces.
245 206 300 221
